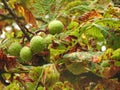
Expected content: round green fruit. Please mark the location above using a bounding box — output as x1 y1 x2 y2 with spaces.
8 42 22 56
30 36 45 54
20 46 32 62
48 20 64 35
45 34 53 45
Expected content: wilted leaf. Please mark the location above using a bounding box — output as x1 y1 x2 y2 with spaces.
14 4 37 27
78 10 102 22
102 65 120 79
0 50 17 71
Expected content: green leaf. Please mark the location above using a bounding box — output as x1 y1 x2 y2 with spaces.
100 60 110 67
96 18 120 30
66 62 87 75
111 48 120 59
85 24 105 41
32 0 55 16
0 39 10 49
115 61 120 66
29 66 42 81
69 28 80 37
5 80 23 90
79 22 92 36
67 21 79 30
65 1 82 10
68 5 92 12
26 82 36 90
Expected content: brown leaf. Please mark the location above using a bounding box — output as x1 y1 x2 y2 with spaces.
14 4 37 27
102 65 120 79
24 9 37 27
0 50 17 72
0 50 7 71
78 9 102 22
6 56 17 69
0 21 6 30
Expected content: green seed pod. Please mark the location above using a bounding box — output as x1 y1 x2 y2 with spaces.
8 42 22 56
20 46 32 62
48 20 64 35
30 36 45 54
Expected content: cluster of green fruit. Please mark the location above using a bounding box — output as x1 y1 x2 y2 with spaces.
8 20 64 62
8 35 51 62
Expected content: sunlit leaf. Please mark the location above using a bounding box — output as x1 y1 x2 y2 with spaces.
85 24 105 41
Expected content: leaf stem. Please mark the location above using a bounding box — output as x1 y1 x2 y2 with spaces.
34 70 43 90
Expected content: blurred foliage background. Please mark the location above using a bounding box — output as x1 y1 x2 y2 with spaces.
0 0 120 90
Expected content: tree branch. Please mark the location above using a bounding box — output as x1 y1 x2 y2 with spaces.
1 0 31 41
0 14 47 23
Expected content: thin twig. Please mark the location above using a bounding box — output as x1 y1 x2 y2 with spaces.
2 0 31 41
34 29 48 34
24 26 35 35
20 35 25 45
